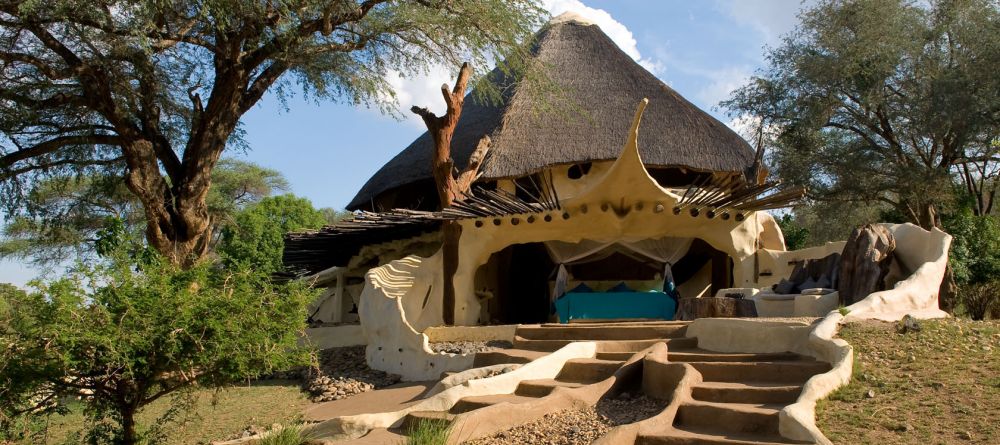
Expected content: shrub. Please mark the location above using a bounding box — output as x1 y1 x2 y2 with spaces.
0 251 316 444
958 281 1000 321
406 419 452 445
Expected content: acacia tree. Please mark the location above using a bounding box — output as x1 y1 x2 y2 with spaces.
724 0 1000 228
0 159 288 266
0 0 544 267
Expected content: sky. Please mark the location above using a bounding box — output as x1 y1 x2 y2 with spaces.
0 0 814 287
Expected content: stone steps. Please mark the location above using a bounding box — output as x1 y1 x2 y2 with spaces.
691 382 803 405
398 410 455 432
675 401 782 435
637 426 806 444
514 378 588 397
450 393 539 413
512 336 698 352
515 322 688 340
687 361 830 384
472 348 547 367
555 357 626 383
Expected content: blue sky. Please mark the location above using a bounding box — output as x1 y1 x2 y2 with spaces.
0 0 813 286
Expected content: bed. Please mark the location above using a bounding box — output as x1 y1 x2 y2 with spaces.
554 288 677 323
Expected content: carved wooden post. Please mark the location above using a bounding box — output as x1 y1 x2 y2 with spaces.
411 63 490 325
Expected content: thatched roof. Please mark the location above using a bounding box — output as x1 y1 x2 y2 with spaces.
347 16 755 210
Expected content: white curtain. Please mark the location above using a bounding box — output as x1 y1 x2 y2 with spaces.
620 237 693 284
544 237 693 305
545 240 615 303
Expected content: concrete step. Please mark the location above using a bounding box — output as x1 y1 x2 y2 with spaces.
513 337 697 352
555 358 625 383
687 361 830 384
675 401 782 435
472 348 547 367
515 323 688 341
514 378 588 397
691 382 803 405
398 410 454 432
637 426 806 444
668 350 804 363
450 393 539 413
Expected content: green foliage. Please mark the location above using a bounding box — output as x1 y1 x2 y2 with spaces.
941 211 1000 286
217 194 328 275
775 213 810 250
1 160 288 266
0 250 316 444
406 419 452 445
0 1 547 262
724 0 1000 227
957 281 1000 321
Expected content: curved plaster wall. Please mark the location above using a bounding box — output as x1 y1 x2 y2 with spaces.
359 254 474 381
846 223 951 321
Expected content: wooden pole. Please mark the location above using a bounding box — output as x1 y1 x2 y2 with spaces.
410 62 489 325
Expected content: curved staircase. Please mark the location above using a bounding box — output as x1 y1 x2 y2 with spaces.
348 321 831 444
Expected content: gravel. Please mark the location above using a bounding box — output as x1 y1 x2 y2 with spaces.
429 340 513 355
465 393 667 445
265 346 401 402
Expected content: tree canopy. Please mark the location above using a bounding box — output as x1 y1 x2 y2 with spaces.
217 194 328 275
0 0 546 266
0 158 289 266
724 0 1000 229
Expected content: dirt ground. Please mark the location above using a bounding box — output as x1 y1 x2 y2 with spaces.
816 318 1000 444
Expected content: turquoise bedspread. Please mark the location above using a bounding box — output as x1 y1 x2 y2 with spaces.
554 291 676 324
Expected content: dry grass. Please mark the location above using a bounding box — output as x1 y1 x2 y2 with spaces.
32 380 310 445
817 318 1000 444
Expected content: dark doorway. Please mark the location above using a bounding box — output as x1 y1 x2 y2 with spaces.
671 239 733 296
476 243 554 324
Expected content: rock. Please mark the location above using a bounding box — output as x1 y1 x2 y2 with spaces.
959 431 973 440
428 340 513 355
866 389 876 398
839 224 895 305
897 315 922 334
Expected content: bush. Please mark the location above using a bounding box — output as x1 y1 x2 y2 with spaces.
958 282 1000 321
0 251 316 444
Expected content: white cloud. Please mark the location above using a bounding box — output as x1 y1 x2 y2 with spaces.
385 0 662 126
542 0 662 74
695 65 752 110
717 0 817 44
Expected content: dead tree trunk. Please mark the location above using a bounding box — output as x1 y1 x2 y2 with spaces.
411 62 490 325
838 224 896 305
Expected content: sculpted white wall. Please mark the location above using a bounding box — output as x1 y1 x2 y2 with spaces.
359 254 473 381
845 223 951 321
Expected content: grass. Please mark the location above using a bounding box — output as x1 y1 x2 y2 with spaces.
405 419 452 445
258 424 314 445
817 318 1000 444
28 380 310 445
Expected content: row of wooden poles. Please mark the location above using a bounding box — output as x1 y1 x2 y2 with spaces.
287 175 805 241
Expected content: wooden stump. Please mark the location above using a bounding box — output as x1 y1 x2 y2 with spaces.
838 224 896 305
676 297 758 320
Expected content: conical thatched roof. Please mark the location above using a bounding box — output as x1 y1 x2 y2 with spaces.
347 16 755 210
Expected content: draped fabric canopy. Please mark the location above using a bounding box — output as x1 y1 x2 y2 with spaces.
545 237 694 302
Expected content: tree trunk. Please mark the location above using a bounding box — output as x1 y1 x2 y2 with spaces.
676 297 758 320
411 63 484 326
121 140 216 268
120 405 138 445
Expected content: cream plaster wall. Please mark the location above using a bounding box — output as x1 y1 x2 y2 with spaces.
845 223 951 321
756 241 846 290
